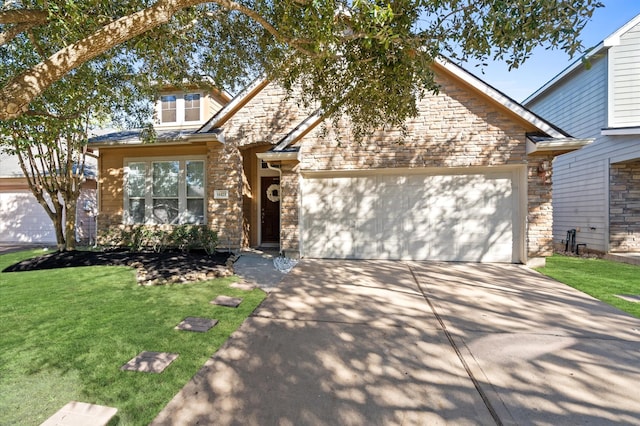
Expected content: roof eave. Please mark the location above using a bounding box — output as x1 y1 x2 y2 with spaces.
273 109 324 151
435 57 568 138
197 76 269 133
526 137 594 156
90 132 220 148
256 151 300 162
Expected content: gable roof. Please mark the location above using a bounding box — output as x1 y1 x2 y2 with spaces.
433 58 569 138
258 57 587 160
524 12 640 105
197 76 270 133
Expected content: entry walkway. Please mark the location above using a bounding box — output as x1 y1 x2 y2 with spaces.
152 260 640 425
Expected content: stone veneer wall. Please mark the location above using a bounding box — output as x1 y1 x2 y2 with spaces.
207 143 244 249
215 84 316 249
207 71 554 261
610 160 640 251
279 162 300 257
527 156 555 258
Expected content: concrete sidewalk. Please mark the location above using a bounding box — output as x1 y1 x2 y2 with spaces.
152 260 640 425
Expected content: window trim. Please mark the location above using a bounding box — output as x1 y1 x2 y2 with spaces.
157 91 205 126
123 156 207 225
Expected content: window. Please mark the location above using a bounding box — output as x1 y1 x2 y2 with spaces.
158 92 202 125
184 94 201 122
125 158 205 225
160 95 177 123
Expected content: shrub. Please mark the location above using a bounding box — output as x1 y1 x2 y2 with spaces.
99 225 218 254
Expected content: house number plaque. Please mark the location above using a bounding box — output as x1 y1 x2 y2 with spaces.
214 190 229 199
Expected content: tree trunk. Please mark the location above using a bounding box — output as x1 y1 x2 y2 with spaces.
65 197 78 251
52 212 66 251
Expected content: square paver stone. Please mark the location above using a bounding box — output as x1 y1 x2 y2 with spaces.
211 295 243 308
120 351 178 373
175 317 219 332
41 401 117 426
615 294 640 303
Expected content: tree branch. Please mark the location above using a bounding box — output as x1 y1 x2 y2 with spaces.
0 22 37 45
0 9 48 25
0 0 206 119
0 0 321 119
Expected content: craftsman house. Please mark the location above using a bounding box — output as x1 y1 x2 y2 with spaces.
524 13 640 254
91 58 591 266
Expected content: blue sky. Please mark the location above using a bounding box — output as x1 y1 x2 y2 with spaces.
459 1 640 102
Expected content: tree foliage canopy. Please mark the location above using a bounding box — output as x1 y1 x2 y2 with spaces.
1 0 603 134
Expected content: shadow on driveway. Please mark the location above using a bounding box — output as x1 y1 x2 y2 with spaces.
152 260 640 425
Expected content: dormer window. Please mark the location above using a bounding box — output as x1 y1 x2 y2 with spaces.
184 94 201 122
158 92 203 125
161 95 177 123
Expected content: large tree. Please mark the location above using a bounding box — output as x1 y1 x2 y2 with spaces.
1 0 603 137
0 20 151 250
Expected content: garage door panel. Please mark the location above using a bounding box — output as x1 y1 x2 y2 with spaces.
301 170 519 262
0 192 56 243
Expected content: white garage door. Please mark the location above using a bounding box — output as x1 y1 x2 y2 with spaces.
301 169 522 262
0 191 56 243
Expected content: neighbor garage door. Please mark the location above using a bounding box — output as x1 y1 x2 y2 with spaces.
301 169 522 262
0 190 56 244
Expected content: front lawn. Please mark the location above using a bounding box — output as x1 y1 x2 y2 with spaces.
0 249 265 425
536 254 640 319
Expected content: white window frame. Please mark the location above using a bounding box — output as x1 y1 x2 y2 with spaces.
157 92 205 126
123 156 207 225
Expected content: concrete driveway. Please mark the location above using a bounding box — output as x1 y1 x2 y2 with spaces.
153 260 640 425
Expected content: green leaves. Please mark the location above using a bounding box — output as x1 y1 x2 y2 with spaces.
0 0 605 136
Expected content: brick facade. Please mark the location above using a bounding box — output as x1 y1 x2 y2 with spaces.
610 160 640 251
97 68 557 263
527 156 555 258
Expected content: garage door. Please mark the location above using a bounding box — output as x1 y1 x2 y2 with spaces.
301 169 522 262
0 191 56 243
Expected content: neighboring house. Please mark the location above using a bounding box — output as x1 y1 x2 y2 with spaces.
524 14 640 254
91 59 591 266
0 152 97 245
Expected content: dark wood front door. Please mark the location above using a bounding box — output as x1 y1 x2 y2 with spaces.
261 176 280 244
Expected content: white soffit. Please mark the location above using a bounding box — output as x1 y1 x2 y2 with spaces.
526 136 593 155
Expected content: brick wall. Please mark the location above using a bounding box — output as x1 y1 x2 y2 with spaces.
211 71 553 262
300 72 528 171
207 143 244 250
279 161 300 257
527 156 555 258
610 160 640 252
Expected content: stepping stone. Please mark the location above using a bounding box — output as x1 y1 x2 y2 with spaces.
41 401 117 426
120 351 178 373
175 317 219 332
230 281 256 291
211 295 243 308
615 294 640 303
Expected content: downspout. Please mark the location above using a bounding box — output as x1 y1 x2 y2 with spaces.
265 162 283 256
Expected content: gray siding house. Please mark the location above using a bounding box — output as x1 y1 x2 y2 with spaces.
524 14 640 253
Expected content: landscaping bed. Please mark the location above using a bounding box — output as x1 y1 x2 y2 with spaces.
2 249 235 285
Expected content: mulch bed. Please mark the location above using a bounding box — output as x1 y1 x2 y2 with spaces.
2 249 235 285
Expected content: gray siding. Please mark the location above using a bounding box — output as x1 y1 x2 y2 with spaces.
526 55 607 138
551 135 640 251
609 23 640 127
527 51 640 252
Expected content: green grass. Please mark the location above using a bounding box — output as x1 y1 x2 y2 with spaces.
0 249 266 425
536 254 640 319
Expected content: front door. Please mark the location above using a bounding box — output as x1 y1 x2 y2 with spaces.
261 176 280 244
